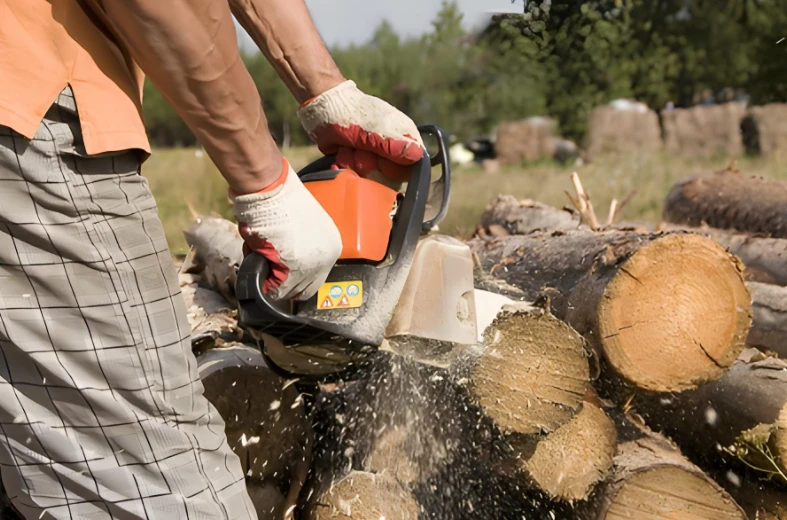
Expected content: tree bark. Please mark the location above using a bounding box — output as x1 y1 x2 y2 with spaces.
477 195 787 286
747 282 787 358
663 167 787 238
180 268 243 354
470 230 752 393
478 195 583 236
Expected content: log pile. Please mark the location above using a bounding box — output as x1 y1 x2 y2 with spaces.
472 174 787 518
178 163 787 519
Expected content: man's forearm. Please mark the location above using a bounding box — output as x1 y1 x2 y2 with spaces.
99 0 282 194
229 0 345 103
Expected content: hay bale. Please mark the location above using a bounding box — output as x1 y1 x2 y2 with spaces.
742 103 787 157
585 103 662 159
495 117 557 165
662 102 746 158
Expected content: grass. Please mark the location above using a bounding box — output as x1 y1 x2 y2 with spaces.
141 146 787 254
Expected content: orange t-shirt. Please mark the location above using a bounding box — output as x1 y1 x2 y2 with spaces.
0 0 151 155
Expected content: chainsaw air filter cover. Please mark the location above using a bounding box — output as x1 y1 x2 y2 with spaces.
302 169 398 263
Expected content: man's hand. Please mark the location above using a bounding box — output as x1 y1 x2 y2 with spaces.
231 159 342 301
297 80 426 188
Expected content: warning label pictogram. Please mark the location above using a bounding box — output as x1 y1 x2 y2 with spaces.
316 280 363 311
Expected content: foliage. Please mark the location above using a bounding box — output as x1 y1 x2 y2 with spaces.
140 0 787 149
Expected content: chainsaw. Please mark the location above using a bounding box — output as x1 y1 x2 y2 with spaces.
235 125 478 380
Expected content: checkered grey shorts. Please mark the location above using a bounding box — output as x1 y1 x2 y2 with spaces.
0 88 256 519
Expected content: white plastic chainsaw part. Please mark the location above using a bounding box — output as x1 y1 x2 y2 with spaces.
385 235 478 346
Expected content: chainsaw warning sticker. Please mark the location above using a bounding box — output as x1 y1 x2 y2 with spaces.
317 281 363 310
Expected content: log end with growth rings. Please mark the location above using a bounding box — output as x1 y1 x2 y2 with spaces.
597 233 753 392
471 304 591 435
597 434 747 520
605 466 746 519
524 402 617 502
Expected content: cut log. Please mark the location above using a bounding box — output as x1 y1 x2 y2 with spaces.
631 348 787 486
505 401 617 502
303 471 419 520
470 230 752 393
197 345 312 515
746 282 787 358
679 227 787 286
183 215 244 304
663 167 787 238
582 429 746 519
479 195 582 235
476 199 786 362
462 302 591 435
477 195 787 287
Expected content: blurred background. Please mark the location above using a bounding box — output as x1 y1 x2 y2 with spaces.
142 0 787 252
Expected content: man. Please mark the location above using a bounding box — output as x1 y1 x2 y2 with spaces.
0 0 424 518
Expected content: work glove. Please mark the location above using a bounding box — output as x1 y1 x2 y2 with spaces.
231 158 342 301
297 80 426 190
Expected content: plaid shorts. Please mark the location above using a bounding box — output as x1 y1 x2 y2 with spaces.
0 87 256 519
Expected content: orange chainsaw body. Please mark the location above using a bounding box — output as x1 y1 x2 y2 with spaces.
303 169 398 262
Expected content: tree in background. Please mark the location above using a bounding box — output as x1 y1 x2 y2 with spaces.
139 0 787 150
139 1 546 148
142 80 199 147
506 0 780 143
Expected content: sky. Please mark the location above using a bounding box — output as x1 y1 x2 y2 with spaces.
237 0 522 51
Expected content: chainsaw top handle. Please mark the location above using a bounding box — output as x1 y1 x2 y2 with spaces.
235 124 451 349
295 124 451 233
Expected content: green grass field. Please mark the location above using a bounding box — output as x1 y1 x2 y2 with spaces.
141 146 787 254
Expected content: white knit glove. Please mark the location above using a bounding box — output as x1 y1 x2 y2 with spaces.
297 80 425 187
232 159 342 301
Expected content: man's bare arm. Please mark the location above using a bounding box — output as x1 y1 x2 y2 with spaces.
228 0 346 103
99 0 283 194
